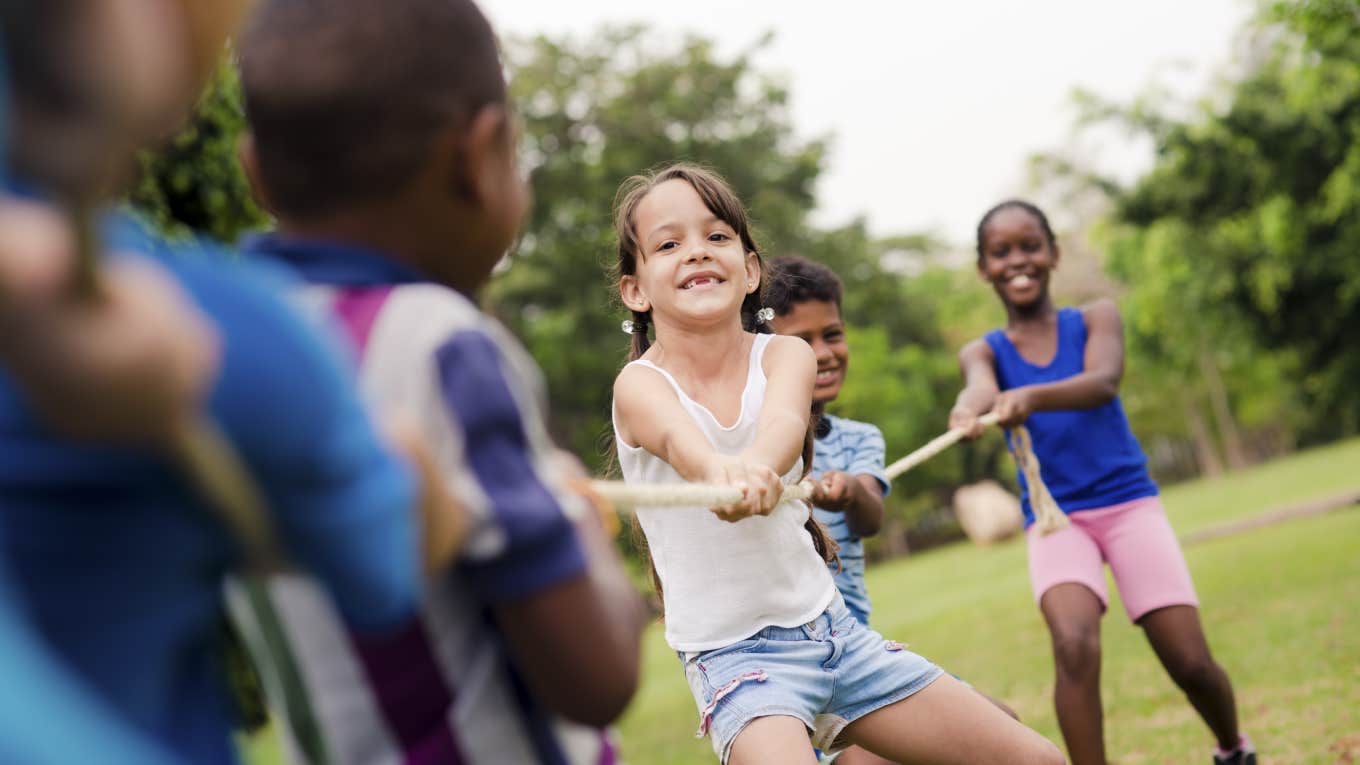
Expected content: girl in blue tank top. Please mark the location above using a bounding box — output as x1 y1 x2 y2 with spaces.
950 200 1255 765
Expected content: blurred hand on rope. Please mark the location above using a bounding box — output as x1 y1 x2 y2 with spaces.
0 199 220 447
948 404 990 441
382 414 469 574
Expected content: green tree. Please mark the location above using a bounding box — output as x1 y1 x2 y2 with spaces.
129 58 267 243
1104 2 1360 445
1023 1 1358 471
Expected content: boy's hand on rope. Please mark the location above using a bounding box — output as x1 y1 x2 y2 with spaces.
809 470 856 511
989 388 1036 429
0 201 221 447
704 455 782 522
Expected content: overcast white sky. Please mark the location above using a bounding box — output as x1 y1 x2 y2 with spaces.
480 1 1253 245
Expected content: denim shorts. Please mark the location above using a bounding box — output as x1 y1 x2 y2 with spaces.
679 595 944 763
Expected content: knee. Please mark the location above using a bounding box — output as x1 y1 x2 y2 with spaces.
1050 627 1100 679
1022 736 1066 765
1163 649 1219 691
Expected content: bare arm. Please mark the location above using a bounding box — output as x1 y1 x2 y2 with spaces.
0 200 219 447
990 300 1124 427
379 417 468 575
949 338 1000 440
811 471 885 537
492 510 645 728
613 341 812 521
746 335 816 477
613 363 726 483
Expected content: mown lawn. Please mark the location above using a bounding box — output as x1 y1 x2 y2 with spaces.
243 438 1360 763
613 438 1360 764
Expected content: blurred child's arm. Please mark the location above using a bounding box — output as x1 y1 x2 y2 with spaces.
951 338 1000 440
440 335 642 726
492 502 645 728
0 200 220 447
990 299 1124 427
380 417 467 575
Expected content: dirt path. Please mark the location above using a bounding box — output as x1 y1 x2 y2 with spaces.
1180 487 1360 546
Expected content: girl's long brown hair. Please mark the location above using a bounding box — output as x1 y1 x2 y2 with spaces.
611 163 838 599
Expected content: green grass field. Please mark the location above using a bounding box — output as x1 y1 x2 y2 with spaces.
613 438 1360 764
243 438 1360 764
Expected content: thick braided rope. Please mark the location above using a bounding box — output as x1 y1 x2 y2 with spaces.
591 411 1069 535
1006 424 1068 535
589 476 816 508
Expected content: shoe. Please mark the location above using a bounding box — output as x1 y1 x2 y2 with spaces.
1213 735 1256 765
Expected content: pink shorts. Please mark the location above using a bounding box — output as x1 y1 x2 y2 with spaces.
1026 496 1198 623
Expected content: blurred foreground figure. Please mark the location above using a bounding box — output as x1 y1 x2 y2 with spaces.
229 0 646 760
0 2 442 762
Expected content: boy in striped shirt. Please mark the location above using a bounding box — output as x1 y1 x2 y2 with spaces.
230 1 646 762
766 257 889 628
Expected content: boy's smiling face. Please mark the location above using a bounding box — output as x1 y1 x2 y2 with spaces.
770 299 848 404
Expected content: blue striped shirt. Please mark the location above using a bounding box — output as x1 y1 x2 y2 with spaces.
811 414 890 625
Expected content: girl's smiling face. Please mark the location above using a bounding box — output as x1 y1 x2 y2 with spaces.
620 178 760 329
978 206 1059 311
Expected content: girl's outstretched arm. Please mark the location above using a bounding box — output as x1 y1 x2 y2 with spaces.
991 298 1125 427
615 362 784 520
951 338 1000 440
614 364 726 482
745 334 816 475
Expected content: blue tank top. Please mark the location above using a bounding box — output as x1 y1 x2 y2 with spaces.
985 307 1157 525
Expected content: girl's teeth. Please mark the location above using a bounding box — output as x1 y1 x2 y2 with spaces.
1011 274 1032 288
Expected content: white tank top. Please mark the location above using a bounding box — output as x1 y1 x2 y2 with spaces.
613 333 838 652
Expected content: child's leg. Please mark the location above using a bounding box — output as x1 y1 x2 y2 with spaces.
1100 496 1243 751
728 715 818 765
831 744 894 765
839 674 1062 764
1027 513 1110 765
1139 605 1241 750
1041 582 1107 765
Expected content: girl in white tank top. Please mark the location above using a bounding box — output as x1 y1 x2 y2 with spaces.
608 165 1063 765
615 332 837 651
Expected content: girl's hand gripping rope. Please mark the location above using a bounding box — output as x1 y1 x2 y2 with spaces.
704 454 783 522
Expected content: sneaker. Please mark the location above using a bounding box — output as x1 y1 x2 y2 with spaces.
1213 735 1256 765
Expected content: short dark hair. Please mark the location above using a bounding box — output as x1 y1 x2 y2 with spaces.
975 199 1057 259
765 255 843 316
238 0 506 219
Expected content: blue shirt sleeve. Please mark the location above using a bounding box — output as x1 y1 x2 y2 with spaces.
160 250 422 633
847 423 891 497
434 330 588 603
